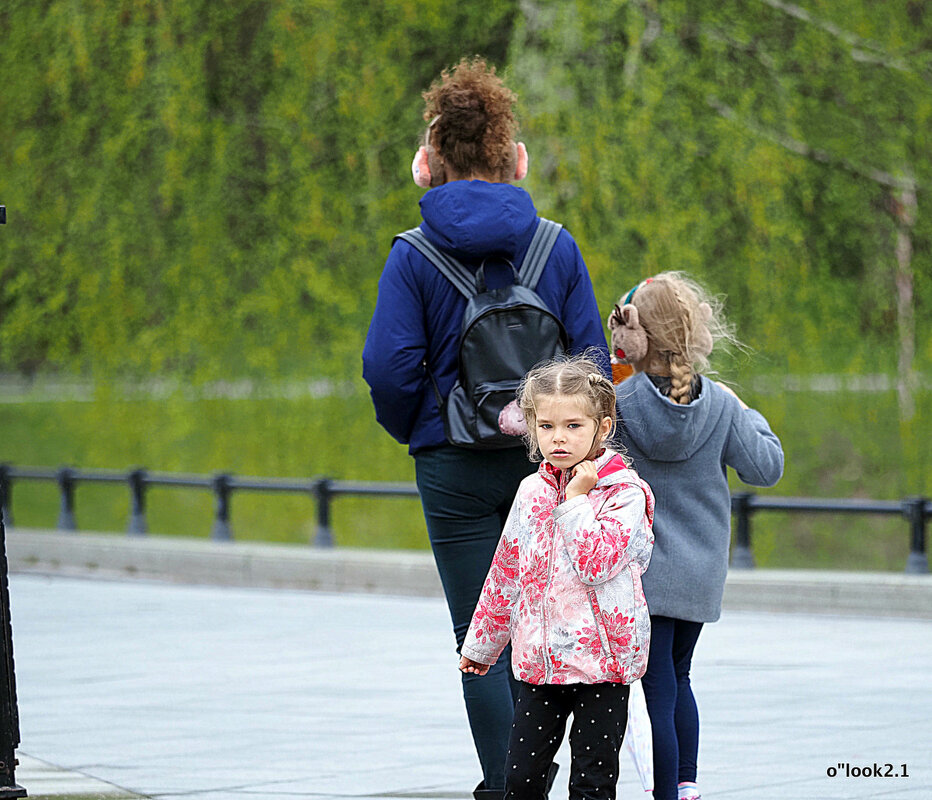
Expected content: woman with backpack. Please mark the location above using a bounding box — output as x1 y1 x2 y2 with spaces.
363 57 609 800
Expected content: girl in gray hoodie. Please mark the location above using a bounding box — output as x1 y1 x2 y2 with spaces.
608 272 784 800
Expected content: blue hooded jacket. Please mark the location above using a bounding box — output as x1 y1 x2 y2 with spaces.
363 180 609 454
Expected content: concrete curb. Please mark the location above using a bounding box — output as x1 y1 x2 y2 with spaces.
6 529 444 597
6 528 932 618
721 567 932 618
14 753 148 798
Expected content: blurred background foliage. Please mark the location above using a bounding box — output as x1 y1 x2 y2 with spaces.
1 0 930 568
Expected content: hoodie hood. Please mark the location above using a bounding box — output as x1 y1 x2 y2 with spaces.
420 180 538 260
617 372 723 462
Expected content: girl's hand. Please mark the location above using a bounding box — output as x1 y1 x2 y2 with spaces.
459 656 491 675
715 380 749 410
566 460 599 500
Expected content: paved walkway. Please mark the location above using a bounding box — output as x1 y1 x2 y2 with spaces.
7 573 932 800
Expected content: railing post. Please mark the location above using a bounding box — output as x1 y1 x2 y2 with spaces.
314 478 334 548
210 474 233 541
903 496 929 575
0 469 10 531
127 469 148 537
56 467 77 532
730 492 755 569
0 509 27 798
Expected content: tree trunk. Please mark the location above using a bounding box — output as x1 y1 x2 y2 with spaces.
893 177 917 421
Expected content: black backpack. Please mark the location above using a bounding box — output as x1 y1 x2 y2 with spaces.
395 219 568 449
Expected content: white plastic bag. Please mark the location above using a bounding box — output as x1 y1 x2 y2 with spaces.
623 679 653 792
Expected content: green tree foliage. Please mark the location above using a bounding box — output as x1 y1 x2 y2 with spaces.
2 0 929 381
0 0 517 379
510 0 931 379
1 0 931 540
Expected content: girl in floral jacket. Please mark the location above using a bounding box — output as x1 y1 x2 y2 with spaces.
460 355 654 800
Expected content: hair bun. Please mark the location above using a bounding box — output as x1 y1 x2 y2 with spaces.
587 372 609 386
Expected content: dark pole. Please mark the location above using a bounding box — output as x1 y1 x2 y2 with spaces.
314 479 334 548
210 474 233 541
903 496 929 575
730 492 756 569
0 469 10 531
0 509 28 797
127 469 148 537
56 468 77 532
0 203 28 794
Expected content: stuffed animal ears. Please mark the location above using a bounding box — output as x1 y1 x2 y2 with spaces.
607 303 649 365
412 146 431 188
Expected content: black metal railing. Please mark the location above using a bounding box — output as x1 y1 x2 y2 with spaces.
0 464 928 574
0 464 418 548
729 492 930 574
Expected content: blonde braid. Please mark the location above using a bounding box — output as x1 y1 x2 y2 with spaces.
669 359 694 404
668 283 694 405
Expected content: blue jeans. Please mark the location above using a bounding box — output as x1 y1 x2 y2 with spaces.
415 444 535 791
640 615 704 800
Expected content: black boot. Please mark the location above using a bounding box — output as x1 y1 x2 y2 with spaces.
474 762 558 800
473 781 503 800
545 762 560 796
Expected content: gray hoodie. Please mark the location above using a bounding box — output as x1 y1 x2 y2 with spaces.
615 372 784 622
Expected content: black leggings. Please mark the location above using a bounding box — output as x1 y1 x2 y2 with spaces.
505 681 630 800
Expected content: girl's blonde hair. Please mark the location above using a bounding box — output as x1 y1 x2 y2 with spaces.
628 271 739 405
517 354 617 462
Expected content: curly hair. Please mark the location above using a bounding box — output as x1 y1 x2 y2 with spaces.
627 272 740 404
517 353 619 463
422 56 518 181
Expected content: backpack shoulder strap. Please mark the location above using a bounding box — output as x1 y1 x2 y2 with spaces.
518 218 563 290
394 228 475 298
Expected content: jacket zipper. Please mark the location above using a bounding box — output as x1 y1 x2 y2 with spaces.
586 590 612 657
541 469 569 682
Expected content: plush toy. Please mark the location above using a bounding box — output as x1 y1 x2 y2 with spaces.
606 302 647 383
498 399 528 437
607 298 715 384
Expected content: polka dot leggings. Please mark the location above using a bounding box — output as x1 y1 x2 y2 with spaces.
504 681 629 800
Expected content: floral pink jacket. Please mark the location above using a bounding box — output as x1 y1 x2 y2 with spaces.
462 449 655 685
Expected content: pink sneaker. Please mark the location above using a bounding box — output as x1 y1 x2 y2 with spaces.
677 782 701 800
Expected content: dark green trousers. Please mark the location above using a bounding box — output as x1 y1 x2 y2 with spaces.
414 444 536 791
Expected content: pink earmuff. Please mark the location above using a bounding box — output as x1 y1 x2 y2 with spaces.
515 141 528 181
413 141 528 186
412 146 431 188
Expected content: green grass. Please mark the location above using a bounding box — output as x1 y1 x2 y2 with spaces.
0 376 928 570
732 379 930 571
0 382 425 549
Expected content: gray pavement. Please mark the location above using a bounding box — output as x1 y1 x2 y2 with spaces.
7 572 932 800
7 530 932 619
